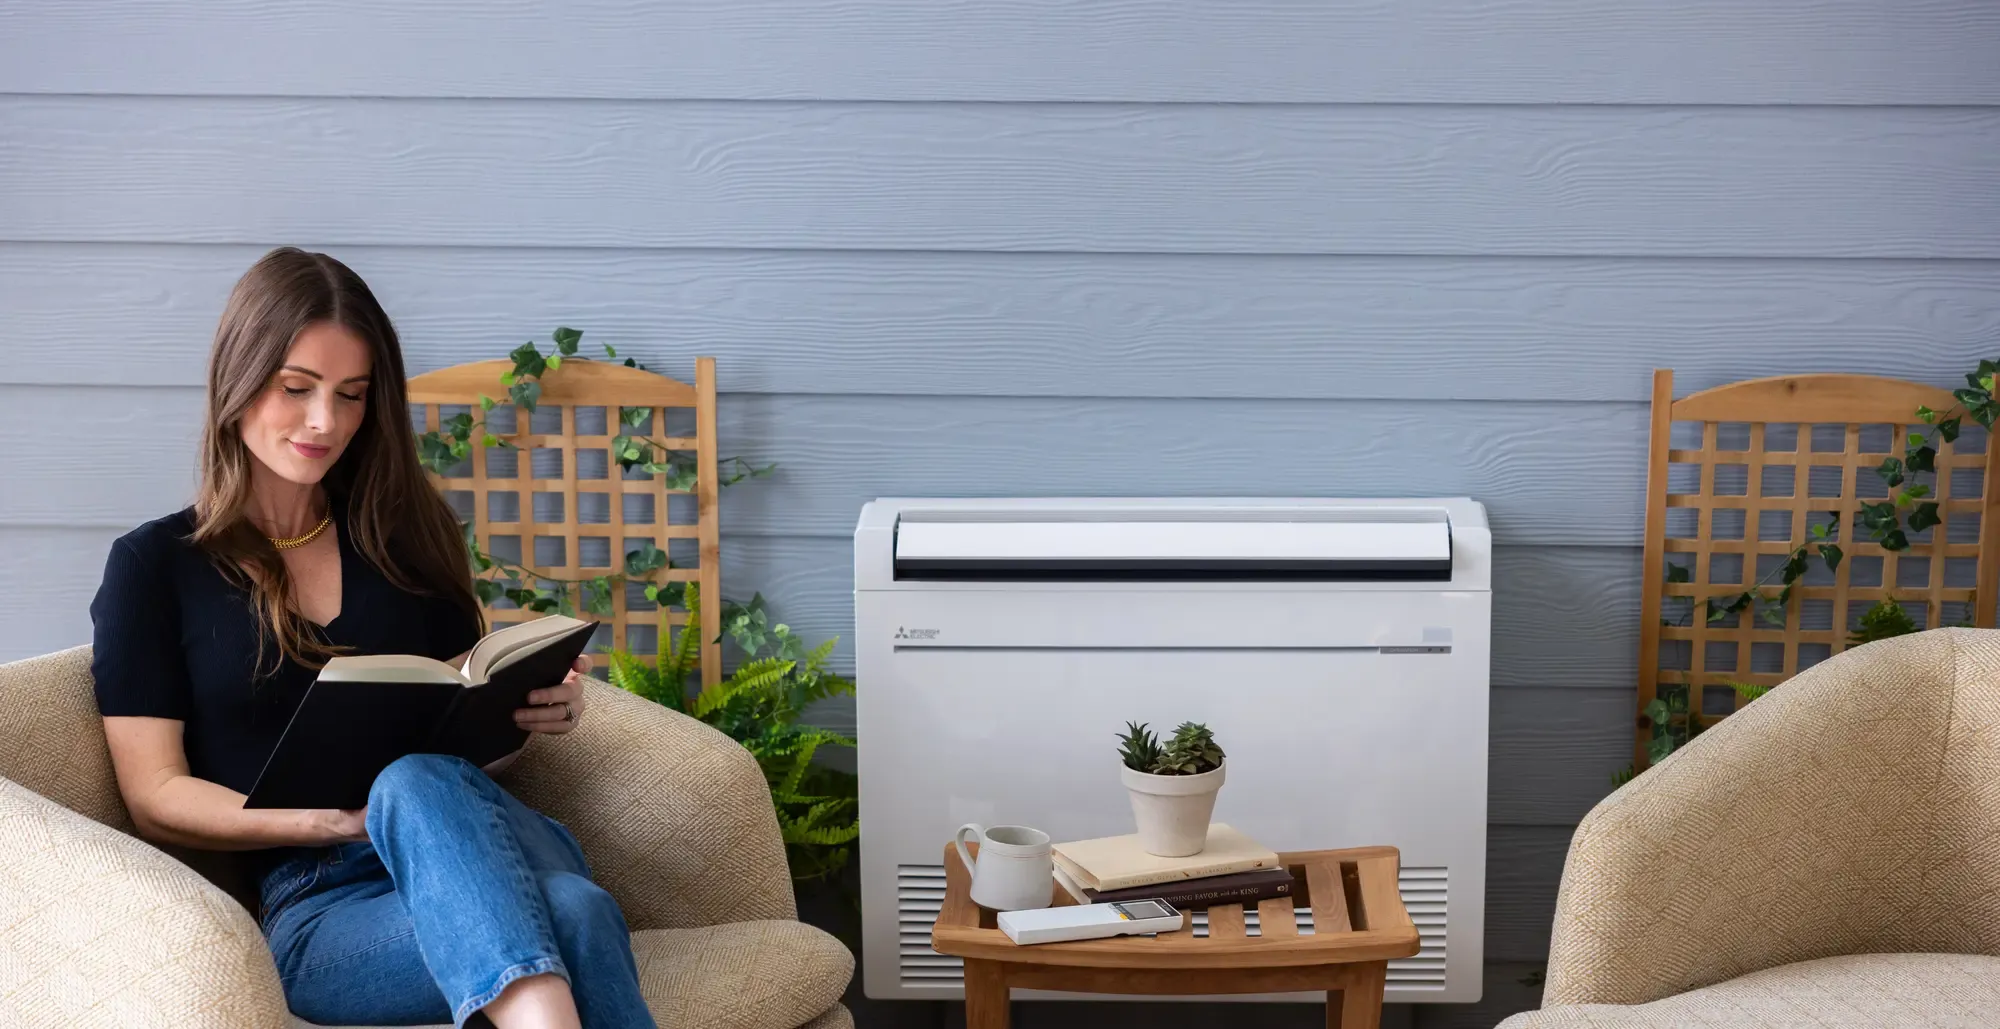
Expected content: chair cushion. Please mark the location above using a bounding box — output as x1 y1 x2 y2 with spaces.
1500 953 2000 1029
292 919 853 1029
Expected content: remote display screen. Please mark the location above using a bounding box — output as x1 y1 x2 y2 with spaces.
1112 900 1175 920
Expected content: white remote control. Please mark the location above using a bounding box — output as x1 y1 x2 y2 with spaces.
997 899 1185 945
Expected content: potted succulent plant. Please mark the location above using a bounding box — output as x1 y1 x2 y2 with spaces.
1116 720 1227 857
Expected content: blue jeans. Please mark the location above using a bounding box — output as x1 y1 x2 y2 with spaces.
257 753 657 1028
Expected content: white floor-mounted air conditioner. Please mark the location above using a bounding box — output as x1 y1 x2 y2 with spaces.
855 497 1491 1004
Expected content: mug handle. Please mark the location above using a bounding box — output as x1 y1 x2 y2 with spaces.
953 823 985 877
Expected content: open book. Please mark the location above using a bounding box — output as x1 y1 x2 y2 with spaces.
243 616 599 809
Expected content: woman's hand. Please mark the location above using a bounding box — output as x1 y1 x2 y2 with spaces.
514 653 591 735
309 805 369 844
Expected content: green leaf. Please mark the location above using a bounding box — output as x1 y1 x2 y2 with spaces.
604 344 618 358
416 433 455 474
1644 698 1669 725
665 466 699 492
1906 446 1937 475
1877 456 1904 488
443 411 475 439
552 326 582 355
1730 681 1770 703
1955 387 1989 409
1817 543 1843 571
481 432 500 448
1647 734 1675 764
500 370 516 387
1897 484 1932 504
1940 417 1963 443
1665 563 1691 583
1859 501 1900 538
508 340 547 380
472 579 505 605
624 357 637 367
1917 405 1936 424
621 406 650 427
1881 528 1911 550
545 354 563 371
1908 502 1942 533
624 542 668 577
1981 373 1994 393
1909 431 1926 449
508 379 541 413
643 584 659 603
479 394 497 412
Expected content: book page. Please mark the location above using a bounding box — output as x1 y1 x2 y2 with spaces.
462 615 591 682
318 654 467 685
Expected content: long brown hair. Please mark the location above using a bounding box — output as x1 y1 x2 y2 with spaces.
194 247 478 671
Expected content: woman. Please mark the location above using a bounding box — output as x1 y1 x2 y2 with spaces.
89 248 657 1029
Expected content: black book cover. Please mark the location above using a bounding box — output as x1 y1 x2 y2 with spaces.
242 620 596 810
1085 866 1299 908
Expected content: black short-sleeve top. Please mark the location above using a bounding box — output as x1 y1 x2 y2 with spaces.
88 505 481 800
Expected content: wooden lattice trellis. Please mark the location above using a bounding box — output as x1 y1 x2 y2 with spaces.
1637 370 2000 768
409 357 721 690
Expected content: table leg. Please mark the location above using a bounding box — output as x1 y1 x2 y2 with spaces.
1327 961 1386 1029
964 959 1010 1029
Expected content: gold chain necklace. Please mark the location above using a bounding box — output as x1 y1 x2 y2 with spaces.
267 512 332 550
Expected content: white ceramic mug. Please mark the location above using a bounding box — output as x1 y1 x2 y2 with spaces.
954 823 1053 911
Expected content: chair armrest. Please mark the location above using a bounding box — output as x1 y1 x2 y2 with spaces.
0 776 288 1029
500 679 796 930
1543 630 1966 1006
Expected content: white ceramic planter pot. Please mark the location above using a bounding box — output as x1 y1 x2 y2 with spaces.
1120 761 1226 857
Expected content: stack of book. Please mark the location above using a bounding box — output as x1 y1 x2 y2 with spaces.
1049 823 1294 909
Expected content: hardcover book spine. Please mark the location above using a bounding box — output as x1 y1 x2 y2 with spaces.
1092 875 1294 908
1147 879 1293 909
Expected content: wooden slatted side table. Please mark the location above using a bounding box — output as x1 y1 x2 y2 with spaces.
930 843 1420 1029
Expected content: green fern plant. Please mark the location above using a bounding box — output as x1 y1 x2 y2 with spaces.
1848 597 1920 647
606 584 858 882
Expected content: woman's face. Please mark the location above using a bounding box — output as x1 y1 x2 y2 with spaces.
239 321 373 487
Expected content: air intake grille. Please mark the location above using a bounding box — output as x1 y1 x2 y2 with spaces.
1388 866 1448 989
895 863 1447 991
896 865 963 988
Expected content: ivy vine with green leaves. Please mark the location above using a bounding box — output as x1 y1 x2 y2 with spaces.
1624 361 2000 783
415 327 774 619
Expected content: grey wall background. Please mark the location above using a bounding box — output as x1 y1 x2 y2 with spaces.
2 3 1998 1026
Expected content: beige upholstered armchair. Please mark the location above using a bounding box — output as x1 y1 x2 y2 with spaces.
1502 628 2000 1028
0 645 853 1029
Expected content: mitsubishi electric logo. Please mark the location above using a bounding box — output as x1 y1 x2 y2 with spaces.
894 626 940 640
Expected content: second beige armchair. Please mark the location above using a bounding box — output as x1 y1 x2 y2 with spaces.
1502 628 2000 1028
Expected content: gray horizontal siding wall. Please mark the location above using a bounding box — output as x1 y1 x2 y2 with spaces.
3 4 1996 1026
